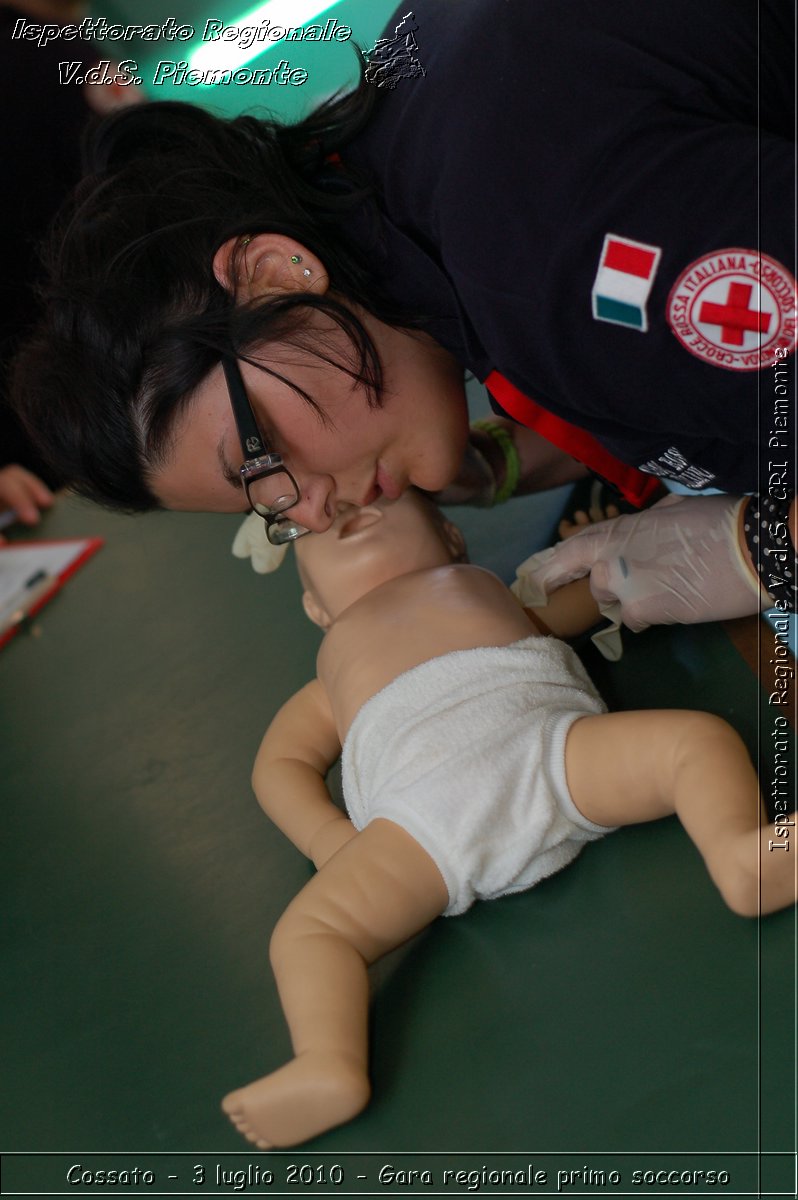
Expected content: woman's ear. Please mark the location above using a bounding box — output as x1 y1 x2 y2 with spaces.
212 233 329 301
301 589 332 630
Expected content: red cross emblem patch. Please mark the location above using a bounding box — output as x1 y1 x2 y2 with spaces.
666 249 797 371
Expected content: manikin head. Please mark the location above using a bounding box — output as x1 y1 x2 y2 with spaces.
295 490 467 630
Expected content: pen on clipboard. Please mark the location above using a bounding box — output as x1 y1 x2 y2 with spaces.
0 569 58 632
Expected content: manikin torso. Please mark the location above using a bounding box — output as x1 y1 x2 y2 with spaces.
316 564 537 743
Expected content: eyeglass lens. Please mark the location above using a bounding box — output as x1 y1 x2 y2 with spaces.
247 470 300 518
266 515 309 545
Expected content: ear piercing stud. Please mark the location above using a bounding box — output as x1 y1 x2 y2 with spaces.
290 254 312 277
243 246 311 277
290 254 312 279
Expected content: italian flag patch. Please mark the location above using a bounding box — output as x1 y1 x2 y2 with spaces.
591 234 661 331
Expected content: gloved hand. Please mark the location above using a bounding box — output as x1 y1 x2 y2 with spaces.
513 493 771 631
231 511 289 573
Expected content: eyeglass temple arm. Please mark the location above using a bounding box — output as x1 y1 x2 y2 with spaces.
222 356 265 457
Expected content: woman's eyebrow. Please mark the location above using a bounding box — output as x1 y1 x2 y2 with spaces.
217 437 243 492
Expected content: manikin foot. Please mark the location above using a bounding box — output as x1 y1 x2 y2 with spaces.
222 1051 371 1149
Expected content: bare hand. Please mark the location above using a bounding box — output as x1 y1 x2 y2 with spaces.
0 465 55 540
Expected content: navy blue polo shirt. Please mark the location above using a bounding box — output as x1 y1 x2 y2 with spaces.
343 0 796 498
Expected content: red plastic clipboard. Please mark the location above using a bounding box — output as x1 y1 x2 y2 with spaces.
0 536 103 649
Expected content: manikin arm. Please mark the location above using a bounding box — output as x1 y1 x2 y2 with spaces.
253 680 355 869
518 575 603 640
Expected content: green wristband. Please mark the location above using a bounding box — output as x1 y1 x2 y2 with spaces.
471 420 521 504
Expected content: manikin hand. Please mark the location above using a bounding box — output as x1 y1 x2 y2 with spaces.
513 493 771 631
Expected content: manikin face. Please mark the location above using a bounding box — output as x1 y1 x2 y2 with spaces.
295 490 466 628
149 236 469 533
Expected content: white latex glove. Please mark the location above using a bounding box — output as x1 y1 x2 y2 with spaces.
512 493 771 632
511 552 625 661
231 512 288 573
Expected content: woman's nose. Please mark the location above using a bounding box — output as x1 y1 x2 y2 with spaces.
286 475 336 533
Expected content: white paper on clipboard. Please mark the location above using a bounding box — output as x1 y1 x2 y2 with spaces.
0 537 103 646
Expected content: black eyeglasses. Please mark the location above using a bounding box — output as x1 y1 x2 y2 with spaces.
222 356 309 546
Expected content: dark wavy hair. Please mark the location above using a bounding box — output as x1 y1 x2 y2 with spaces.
10 73 402 511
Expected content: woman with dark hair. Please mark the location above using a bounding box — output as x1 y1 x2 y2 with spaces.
10 0 796 626
12 81 472 518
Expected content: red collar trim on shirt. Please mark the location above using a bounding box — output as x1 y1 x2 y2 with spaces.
485 371 662 508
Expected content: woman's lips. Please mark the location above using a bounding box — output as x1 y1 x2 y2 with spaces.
355 481 381 506
376 462 403 501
